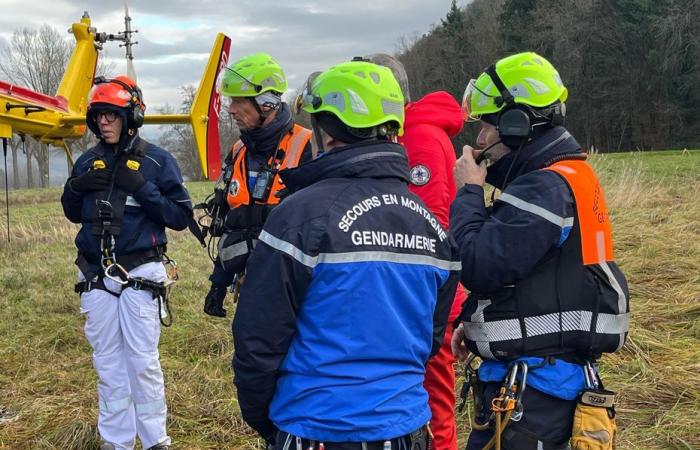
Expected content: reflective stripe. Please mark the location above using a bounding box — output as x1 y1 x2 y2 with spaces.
599 261 629 350
99 395 131 413
134 398 166 415
218 240 253 263
317 251 460 271
498 192 574 229
470 300 495 359
285 126 312 163
259 230 317 267
259 231 459 271
125 195 141 207
144 155 161 167
465 310 630 343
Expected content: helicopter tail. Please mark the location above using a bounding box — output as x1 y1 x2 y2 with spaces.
190 33 231 180
55 14 99 117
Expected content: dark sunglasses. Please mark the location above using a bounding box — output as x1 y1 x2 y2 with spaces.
93 111 118 123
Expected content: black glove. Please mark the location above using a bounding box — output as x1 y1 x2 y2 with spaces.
204 283 227 317
69 168 112 193
114 159 146 194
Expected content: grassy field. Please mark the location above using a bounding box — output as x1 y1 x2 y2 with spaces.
0 150 698 449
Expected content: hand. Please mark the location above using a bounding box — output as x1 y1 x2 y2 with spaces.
114 159 145 194
454 145 487 187
451 323 470 361
203 283 227 317
69 168 112 193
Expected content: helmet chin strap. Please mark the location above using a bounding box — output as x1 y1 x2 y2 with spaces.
249 98 268 128
310 115 326 159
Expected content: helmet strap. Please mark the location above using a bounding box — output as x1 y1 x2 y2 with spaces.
310 114 326 159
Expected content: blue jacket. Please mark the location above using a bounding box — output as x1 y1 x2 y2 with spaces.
232 140 460 442
450 127 590 399
61 136 192 276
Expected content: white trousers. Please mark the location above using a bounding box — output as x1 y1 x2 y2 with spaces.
79 262 171 450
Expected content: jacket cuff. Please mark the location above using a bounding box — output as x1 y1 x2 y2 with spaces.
457 183 484 197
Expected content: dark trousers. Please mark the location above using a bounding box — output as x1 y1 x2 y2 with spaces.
466 382 575 450
273 429 427 450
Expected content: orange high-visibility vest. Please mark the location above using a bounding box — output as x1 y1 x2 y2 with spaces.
460 158 629 361
546 160 614 265
226 124 311 208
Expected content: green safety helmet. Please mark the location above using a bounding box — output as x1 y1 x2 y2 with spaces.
298 59 405 135
217 52 287 97
462 52 568 121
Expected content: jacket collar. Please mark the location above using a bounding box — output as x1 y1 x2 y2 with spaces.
280 140 409 194
486 126 583 189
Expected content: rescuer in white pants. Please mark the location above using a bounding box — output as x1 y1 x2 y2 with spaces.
79 262 170 450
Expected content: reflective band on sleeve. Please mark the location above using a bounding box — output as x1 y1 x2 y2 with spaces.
99 395 132 413
465 310 630 343
218 240 252 263
134 398 166 415
498 193 574 229
258 230 318 268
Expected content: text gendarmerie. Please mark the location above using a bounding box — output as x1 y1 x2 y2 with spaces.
338 194 447 242
351 230 437 252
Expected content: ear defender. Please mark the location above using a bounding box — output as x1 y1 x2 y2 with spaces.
485 65 532 146
95 77 145 129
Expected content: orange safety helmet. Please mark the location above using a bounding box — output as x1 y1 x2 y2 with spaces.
87 75 146 133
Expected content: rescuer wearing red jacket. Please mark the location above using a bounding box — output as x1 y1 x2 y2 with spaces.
368 53 467 450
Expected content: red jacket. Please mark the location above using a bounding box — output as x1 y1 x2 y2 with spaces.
400 91 464 229
399 91 466 320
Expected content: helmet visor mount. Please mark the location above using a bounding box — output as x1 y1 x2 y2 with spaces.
461 78 499 122
216 66 263 97
294 71 322 115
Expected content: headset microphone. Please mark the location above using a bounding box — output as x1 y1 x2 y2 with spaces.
474 140 502 165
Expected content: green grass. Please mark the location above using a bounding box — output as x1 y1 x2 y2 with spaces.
1 150 698 449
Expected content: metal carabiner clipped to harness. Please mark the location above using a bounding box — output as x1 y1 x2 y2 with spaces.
104 263 129 285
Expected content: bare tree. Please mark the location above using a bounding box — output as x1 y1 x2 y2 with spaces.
159 85 239 181
0 24 71 187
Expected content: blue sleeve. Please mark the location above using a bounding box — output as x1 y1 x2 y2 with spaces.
449 171 574 293
132 152 192 231
61 155 90 224
232 210 320 440
432 248 460 357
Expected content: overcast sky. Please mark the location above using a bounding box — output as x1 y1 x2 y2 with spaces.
0 0 459 183
1 0 458 115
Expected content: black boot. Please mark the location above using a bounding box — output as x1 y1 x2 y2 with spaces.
204 283 227 317
146 444 170 450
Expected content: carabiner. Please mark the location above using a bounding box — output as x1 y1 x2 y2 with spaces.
104 263 129 285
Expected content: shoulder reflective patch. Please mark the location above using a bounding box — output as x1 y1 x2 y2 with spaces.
409 164 431 186
229 179 240 196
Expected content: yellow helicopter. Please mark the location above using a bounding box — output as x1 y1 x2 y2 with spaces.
0 5 231 181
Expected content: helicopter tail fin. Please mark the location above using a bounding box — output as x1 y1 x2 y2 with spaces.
190 33 231 180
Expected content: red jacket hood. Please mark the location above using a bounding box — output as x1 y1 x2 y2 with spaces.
404 91 463 138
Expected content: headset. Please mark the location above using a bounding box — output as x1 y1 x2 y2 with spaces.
93 76 145 129
484 65 565 148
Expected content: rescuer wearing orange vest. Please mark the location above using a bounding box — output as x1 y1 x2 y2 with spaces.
451 52 629 449
203 53 312 317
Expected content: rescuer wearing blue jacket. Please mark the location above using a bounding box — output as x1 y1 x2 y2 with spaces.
61 76 191 450
451 53 629 449
232 60 460 450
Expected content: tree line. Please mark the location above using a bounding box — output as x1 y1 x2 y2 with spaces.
398 0 700 152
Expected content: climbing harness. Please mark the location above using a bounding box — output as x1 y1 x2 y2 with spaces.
458 356 530 450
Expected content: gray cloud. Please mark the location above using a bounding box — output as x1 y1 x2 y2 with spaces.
2 0 457 125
